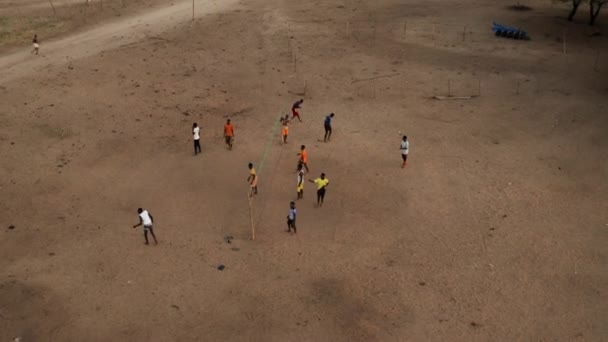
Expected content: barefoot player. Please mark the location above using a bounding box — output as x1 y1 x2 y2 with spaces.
297 145 309 173
400 135 409 168
297 164 304 199
247 163 258 196
287 201 297 234
133 208 158 245
323 113 335 142
224 119 235 150
309 173 329 207
291 99 303 122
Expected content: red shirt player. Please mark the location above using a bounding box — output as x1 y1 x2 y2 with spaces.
291 99 303 122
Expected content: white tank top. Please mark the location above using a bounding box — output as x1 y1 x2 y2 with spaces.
139 210 152 226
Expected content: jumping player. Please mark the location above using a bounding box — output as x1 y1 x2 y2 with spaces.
247 163 258 196
291 99 303 122
309 173 329 207
324 113 335 142
287 201 297 234
400 135 409 168
224 119 235 150
133 208 158 245
297 145 309 173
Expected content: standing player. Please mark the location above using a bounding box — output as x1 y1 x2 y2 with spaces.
296 163 304 199
297 145 309 173
132 208 158 245
309 173 329 207
287 201 297 234
193 122 201 155
291 99 303 122
247 163 258 196
323 113 335 142
31 35 40 55
224 119 235 150
400 135 409 168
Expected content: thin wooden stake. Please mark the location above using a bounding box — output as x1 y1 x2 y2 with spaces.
448 79 451 96
192 0 195 21
373 21 376 48
248 193 255 241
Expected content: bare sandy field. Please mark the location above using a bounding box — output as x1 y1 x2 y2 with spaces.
1 0 607 341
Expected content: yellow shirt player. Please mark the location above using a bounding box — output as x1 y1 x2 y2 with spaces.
308 173 329 207
247 163 258 196
296 164 304 199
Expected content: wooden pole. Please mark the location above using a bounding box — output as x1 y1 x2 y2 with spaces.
192 0 195 21
448 79 451 97
372 79 376 99
248 193 255 241
373 21 376 48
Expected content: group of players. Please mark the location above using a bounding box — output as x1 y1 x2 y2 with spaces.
133 99 408 243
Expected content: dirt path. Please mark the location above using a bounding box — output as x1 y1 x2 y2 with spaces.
0 0 237 84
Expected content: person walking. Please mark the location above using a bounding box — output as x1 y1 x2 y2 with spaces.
323 113 335 142
400 135 409 168
31 35 40 55
309 173 329 207
193 123 201 155
297 163 305 199
291 99 303 122
224 119 235 150
247 163 258 196
297 145 309 173
133 208 158 245
287 201 297 234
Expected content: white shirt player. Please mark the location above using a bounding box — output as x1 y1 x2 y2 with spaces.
139 210 153 226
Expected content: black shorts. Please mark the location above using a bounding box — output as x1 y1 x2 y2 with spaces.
317 188 326 198
401 154 408 161
287 219 296 228
225 136 233 144
324 124 332 132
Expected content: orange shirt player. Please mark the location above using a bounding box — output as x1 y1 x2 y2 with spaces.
281 118 289 144
224 119 235 150
297 145 309 173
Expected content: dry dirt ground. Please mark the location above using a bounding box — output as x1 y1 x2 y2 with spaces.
1 0 607 341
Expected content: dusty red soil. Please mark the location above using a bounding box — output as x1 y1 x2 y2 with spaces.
1 0 607 340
